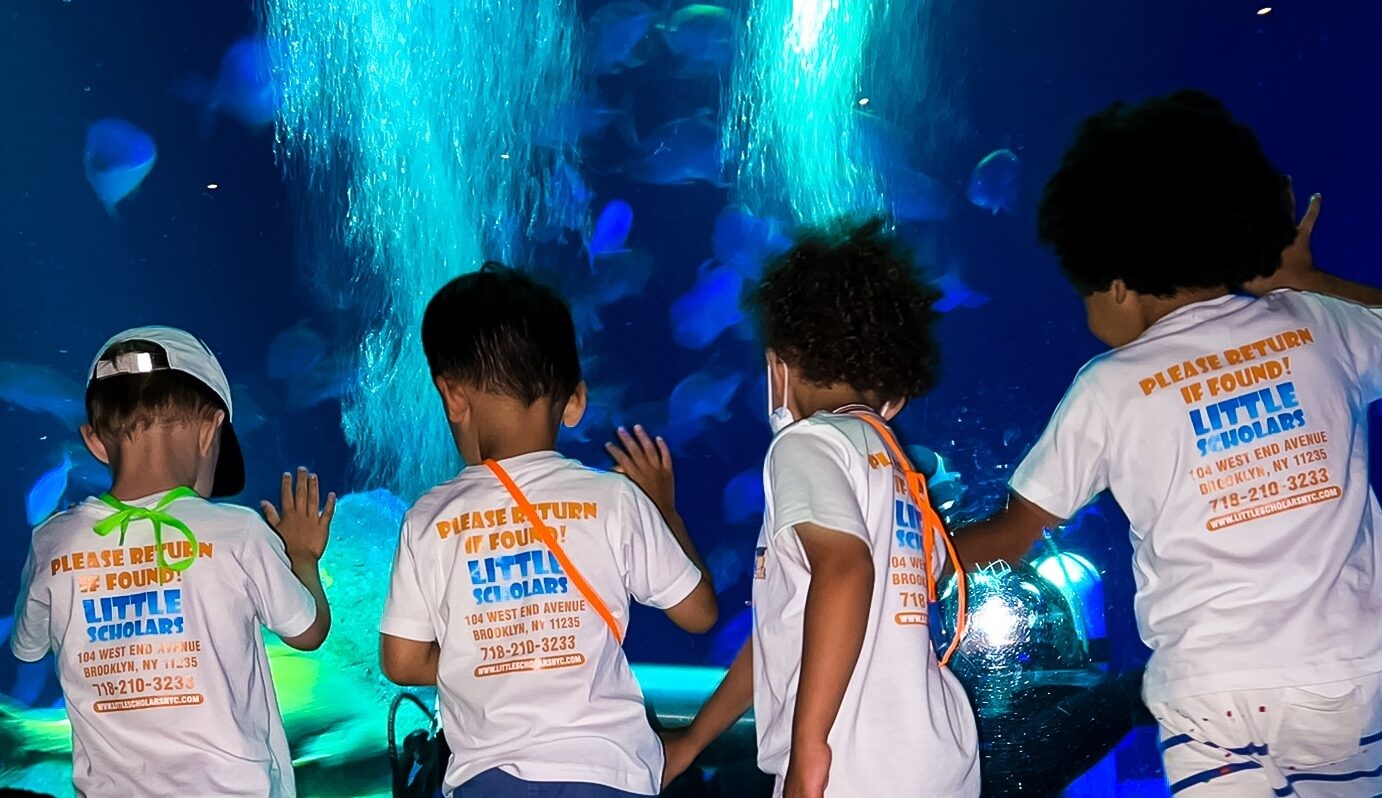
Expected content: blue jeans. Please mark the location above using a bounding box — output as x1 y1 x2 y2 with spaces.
456 768 651 798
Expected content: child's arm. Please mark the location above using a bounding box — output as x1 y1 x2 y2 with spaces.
260 468 335 651
662 638 755 784
1244 194 1382 306
784 524 873 798
380 636 441 685
607 425 718 633
378 517 442 685
8 545 51 663
953 491 1063 570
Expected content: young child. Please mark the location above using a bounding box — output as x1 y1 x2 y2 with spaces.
8 325 334 797
378 263 718 798
956 90 1382 795
662 221 980 797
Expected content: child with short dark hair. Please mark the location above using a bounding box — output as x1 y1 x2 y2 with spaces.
9 326 334 797
957 90 1382 795
379 262 718 798
661 221 980 797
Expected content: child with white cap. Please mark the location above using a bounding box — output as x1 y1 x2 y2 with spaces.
8 326 335 797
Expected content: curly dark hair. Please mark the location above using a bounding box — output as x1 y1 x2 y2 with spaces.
747 218 941 400
1037 90 1296 296
422 262 581 406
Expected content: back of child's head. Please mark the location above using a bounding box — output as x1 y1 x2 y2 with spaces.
748 218 941 401
86 340 228 451
422 261 581 407
1038 89 1297 297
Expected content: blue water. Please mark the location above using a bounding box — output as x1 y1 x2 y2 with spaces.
1 1 1379 795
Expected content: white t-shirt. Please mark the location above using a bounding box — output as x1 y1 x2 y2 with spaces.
1011 290 1382 704
9 492 317 797
380 451 702 796
753 413 980 797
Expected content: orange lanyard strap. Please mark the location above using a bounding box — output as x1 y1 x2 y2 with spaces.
850 413 968 668
483 460 624 644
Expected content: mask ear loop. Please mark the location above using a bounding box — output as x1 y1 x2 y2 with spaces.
852 413 968 667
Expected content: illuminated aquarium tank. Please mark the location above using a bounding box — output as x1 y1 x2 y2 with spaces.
0 1 1378 796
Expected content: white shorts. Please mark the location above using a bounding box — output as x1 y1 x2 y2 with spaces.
1149 671 1382 796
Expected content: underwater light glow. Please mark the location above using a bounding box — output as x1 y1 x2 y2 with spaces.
1257 7 1273 15
725 0 886 226
259 0 583 498
725 0 945 228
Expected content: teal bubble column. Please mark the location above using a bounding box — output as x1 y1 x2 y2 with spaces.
259 0 581 498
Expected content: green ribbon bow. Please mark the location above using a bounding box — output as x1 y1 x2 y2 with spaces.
92 487 202 572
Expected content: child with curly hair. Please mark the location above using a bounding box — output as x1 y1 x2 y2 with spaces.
956 90 1382 796
659 220 980 798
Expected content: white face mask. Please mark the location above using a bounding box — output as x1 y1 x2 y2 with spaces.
767 359 795 434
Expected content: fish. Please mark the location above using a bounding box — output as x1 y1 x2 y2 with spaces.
0 362 85 428
906 444 965 513
586 199 634 269
0 618 51 709
230 383 269 434
26 454 74 528
668 370 742 427
660 4 736 73
886 167 953 223
931 270 990 313
564 249 655 338
712 206 792 280
267 322 329 381
538 159 593 241
705 545 746 593
83 118 156 216
669 261 746 350
172 36 280 135
64 452 109 499
721 467 764 526
626 111 726 187
966 149 1021 215
283 353 356 412
587 1 657 74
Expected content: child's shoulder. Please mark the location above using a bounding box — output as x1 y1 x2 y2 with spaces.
772 414 872 461
402 457 632 527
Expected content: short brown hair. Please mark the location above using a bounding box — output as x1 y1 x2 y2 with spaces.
85 340 227 444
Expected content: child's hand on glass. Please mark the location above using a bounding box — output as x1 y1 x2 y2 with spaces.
1245 183 1321 295
606 425 675 512
261 467 336 561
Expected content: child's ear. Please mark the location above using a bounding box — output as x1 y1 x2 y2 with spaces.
434 376 471 424
1111 279 1131 305
199 409 226 457
80 424 110 465
562 382 588 429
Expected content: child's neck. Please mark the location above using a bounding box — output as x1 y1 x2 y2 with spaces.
793 383 881 420
465 401 560 464
1141 286 1232 329
107 435 203 501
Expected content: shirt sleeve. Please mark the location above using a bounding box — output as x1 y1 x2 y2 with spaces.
1009 367 1112 520
380 519 437 642
1314 293 1382 402
240 515 318 639
767 423 870 544
10 541 51 662
618 484 702 610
